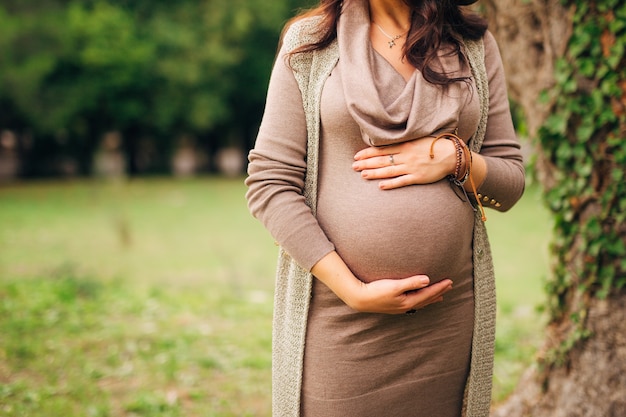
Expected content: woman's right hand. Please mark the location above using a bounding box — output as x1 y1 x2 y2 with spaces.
311 251 453 315
350 276 453 315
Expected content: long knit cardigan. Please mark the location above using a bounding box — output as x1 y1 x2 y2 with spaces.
271 18 495 417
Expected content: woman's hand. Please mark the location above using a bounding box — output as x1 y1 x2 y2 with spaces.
350 276 453 315
311 251 453 315
352 137 456 190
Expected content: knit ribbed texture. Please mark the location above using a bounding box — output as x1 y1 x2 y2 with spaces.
463 38 497 417
271 18 338 417
272 18 494 417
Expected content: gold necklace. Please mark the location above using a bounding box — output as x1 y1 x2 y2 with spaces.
373 22 407 49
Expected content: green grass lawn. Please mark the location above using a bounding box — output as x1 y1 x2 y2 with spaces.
487 180 551 402
0 177 550 416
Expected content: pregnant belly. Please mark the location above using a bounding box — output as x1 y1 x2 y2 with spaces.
316 178 475 283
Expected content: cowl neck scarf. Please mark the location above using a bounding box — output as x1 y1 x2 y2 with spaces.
337 0 471 146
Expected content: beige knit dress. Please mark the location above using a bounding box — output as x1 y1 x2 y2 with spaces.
246 3 525 416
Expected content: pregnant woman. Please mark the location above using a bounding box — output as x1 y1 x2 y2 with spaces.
245 0 525 416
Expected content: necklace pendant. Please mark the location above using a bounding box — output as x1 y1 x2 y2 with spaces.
373 22 405 50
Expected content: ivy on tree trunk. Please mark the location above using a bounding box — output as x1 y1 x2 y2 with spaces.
483 0 626 415
538 0 626 370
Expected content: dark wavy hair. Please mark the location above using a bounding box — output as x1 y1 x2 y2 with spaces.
283 0 487 85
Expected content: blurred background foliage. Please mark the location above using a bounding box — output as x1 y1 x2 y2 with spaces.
0 0 315 178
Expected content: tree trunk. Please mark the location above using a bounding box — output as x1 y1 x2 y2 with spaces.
481 1 626 416
481 0 572 135
492 291 626 417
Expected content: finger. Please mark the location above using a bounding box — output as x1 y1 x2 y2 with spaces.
354 145 399 161
396 275 431 293
353 154 399 172
404 282 452 310
403 277 452 292
427 282 453 300
428 279 454 294
404 279 453 298
360 165 404 179
378 175 419 190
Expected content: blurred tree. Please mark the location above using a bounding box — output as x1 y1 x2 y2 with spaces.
0 0 314 176
481 1 626 416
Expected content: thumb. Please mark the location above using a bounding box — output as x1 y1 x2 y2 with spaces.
398 275 430 293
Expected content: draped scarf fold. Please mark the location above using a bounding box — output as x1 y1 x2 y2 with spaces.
337 0 474 146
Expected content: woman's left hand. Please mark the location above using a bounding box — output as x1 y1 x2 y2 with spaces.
352 137 456 190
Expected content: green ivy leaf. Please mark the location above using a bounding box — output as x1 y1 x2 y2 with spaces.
545 113 569 134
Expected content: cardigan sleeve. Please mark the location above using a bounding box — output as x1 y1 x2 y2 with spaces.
245 41 335 272
475 31 526 212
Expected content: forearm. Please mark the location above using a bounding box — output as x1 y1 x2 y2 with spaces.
473 153 525 211
310 251 453 315
310 251 364 310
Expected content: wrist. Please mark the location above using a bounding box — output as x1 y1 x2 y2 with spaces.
428 136 457 176
429 133 466 179
343 280 369 312
429 133 487 220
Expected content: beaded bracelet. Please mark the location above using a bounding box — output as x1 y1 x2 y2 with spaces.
451 136 464 181
452 137 471 186
429 133 486 221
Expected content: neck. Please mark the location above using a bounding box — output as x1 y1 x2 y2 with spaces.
368 0 411 32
